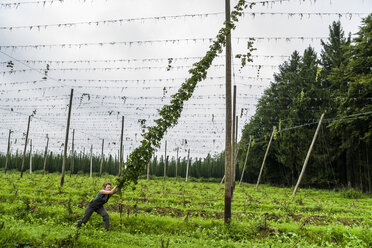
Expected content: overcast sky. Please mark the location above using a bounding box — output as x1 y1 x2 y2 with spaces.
0 0 371 161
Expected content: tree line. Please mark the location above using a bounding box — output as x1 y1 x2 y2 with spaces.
0 151 226 181
238 16 371 192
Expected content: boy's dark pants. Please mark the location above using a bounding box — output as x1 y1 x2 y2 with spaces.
77 205 109 230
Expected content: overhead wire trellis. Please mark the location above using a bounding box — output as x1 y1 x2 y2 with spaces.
0 0 370 159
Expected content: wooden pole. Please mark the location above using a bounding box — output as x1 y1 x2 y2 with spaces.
100 139 104 177
293 113 325 195
29 139 32 174
367 145 371 193
220 174 225 184
119 116 124 176
231 86 236 191
175 147 179 180
256 129 274 189
20 115 31 178
239 136 252 186
185 148 190 182
233 115 238 191
117 149 119 165
4 129 11 174
15 149 18 170
43 134 49 175
359 149 363 191
147 161 150 181
224 0 232 224
70 129 75 177
90 144 93 177
163 140 167 181
61 88 73 186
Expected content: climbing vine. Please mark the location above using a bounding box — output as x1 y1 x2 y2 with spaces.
117 0 255 189
235 37 256 70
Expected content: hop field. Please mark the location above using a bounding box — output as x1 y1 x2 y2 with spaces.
0 171 371 247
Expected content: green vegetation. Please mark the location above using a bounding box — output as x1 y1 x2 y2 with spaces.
0 151 125 176
0 150 226 180
239 15 372 192
1 171 371 247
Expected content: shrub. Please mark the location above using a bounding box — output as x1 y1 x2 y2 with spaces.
341 189 363 199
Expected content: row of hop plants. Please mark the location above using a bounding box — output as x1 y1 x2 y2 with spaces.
0 152 229 180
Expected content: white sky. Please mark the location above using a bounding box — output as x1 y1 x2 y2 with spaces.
0 0 371 160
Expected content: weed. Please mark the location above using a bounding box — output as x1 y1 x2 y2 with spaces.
62 197 76 221
55 233 77 248
313 203 324 212
15 198 31 219
341 189 363 199
57 186 64 194
161 238 170 248
12 182 18 194
294 196 304 206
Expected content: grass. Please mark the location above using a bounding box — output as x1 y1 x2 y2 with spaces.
0 170 371 247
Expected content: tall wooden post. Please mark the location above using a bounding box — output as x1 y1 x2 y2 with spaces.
239 136 252 186
29 139 32 174
233 115 238 192
175 147 179 180
20 115 31 178
90 144 93 177
100 139 104 177
224 0 232 224
117 149 119 165
367 145 371 193
119 116 124 176
256 129 274 189
185 148 190 182
61 88 73 187
163 140 167 181
4 129 11 174
293 113 325 195
220 175 225 184
15 149 18 170
147 161 150 181
70 129 75 177
43 134 49 175
231 86 236 191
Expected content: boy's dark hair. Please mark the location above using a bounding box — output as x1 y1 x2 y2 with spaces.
102 182 112 189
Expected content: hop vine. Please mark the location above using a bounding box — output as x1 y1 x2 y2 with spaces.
117 0 255 189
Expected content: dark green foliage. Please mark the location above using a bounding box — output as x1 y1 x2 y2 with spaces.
239 16 372 192
341 188 363 199
0 152 121 176
0 149 226 181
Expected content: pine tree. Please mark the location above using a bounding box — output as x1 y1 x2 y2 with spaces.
329 15 372 191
